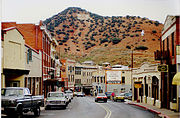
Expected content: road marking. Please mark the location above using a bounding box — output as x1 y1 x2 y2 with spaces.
97 103 111 118
86 97 111 118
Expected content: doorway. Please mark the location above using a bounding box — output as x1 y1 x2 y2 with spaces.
152 76 159 105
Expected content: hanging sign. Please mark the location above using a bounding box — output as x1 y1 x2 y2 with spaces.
157 65 168 72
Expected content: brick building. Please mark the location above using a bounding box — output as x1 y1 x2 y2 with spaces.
155 15 180 111
2 21 58 97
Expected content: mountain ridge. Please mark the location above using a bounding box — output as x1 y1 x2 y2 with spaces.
43 7 163 67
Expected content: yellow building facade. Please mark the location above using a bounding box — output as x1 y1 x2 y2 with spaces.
1 27 29 88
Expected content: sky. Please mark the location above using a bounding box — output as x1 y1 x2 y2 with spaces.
1 0 180 24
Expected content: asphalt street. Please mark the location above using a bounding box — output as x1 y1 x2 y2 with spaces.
2 96 160 118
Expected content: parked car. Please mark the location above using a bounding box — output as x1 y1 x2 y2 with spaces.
1 87 43 117
114 93 125 102
65 93 71 103
45 92 68 110
64 90 73 99
76 92 85 97
124 92 132 100
95 93 107 102
105 92 113 99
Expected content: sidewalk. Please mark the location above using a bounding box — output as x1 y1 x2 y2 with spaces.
125 101 180 118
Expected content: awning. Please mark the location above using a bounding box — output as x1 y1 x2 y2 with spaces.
3 68 30 75
172 72 180 85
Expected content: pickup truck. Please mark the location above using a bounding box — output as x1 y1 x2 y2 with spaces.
1 87 44 117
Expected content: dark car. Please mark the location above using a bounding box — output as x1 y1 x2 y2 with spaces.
105 92 113 99
1 87 43 117
95 93 107 102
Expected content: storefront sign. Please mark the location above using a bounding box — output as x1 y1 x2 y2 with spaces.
106 70 122 84
134 81 142 88
157 65 168 72
134 83 142 88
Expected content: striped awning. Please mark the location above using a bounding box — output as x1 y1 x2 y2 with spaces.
172 72 180 85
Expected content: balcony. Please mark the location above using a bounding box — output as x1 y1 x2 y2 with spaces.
154 50 169 60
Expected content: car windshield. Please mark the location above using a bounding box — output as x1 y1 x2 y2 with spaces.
106 92 112 95
48 92 64 97
97 93 106 97
125 93 132 96
117 93 125 96
1 89 23 96
65 91 73 93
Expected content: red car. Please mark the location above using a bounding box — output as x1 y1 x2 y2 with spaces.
95 93 107 102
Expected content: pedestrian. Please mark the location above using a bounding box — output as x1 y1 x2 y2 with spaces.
111 92 115 100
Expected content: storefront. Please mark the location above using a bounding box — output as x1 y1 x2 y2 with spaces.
132 62 161 108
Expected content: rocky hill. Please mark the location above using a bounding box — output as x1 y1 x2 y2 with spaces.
43 7 163 67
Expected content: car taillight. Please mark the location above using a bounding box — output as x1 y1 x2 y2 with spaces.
104 97 107 99
97 97 102 99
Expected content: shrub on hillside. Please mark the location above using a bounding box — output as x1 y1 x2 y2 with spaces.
100 38 109 44
59 42 63 45
135 46 148 50
152 30 157 33
104 44 108 47
154 21 160 26
126 45 131 49
142 39 146 42
78 32 81 37
111 38 122 44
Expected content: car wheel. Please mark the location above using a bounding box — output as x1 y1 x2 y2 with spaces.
45 106 50 110
63 105 67 109
16 105 23 118
34 106 40 116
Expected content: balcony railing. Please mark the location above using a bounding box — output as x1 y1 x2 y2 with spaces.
154 50 169 60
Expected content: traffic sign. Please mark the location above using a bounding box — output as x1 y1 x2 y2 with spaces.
157 65 168 72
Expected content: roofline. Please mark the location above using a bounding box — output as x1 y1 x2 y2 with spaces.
25 44 39 54
2 27 25 39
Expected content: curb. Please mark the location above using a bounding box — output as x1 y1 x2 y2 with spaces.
127 102 170 118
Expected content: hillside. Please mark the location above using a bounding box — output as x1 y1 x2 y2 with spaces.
43 7 163 67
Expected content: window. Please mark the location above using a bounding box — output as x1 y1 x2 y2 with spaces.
71 75 74 82
68 75 70 82
163 40 165 51
101 77 103 83
122 76 125 84
83 72 86 76
75 67 81 75
27 48 32 64
167 37 169 50
172 32 174 56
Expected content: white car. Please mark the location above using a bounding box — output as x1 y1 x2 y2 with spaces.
76 92 85 97
65 93 71 103
65 90 73 99
45 92 68 109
